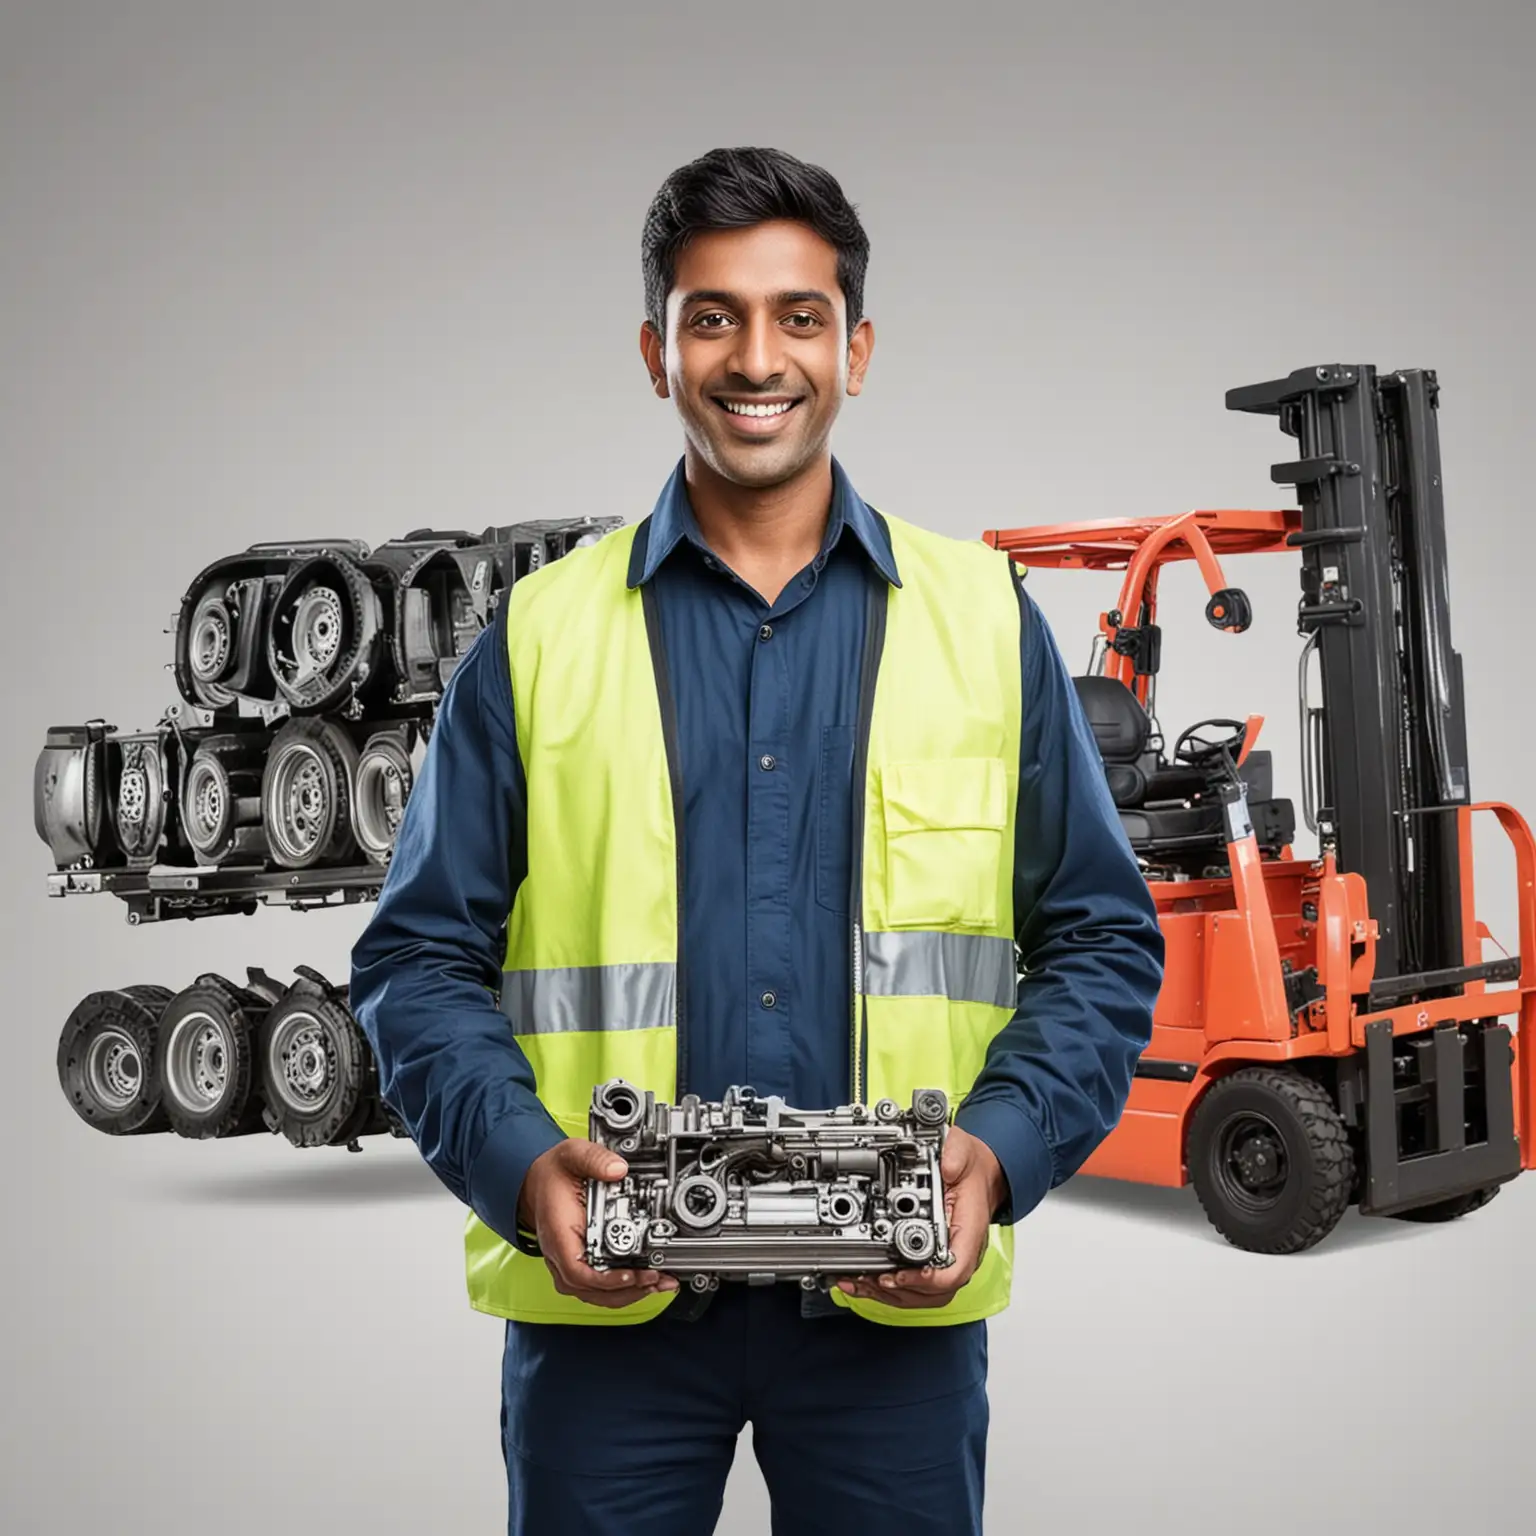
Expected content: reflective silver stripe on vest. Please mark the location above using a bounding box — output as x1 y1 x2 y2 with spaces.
861 931 1018 1010
499 962 676 1035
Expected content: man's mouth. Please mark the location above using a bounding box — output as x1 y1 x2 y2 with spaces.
712 397 803 432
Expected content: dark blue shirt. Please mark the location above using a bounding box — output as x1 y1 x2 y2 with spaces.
349 458 1165 1249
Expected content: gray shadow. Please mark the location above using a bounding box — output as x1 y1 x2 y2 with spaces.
148 1150 448 1206
1050 1172 1426 1253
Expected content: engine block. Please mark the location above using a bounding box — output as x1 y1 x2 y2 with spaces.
584 1078 953 1292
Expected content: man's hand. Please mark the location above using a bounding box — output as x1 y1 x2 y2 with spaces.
517 1138 679 1308
836 1124 1006 1309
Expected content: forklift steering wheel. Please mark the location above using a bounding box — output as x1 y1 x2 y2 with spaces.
1173 718 1248 768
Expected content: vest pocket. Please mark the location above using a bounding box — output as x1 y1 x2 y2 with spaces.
879 757 1008 929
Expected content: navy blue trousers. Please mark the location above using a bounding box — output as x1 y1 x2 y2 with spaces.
499 1283 989 1535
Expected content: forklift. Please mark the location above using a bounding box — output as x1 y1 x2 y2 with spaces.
984 364 1535 1253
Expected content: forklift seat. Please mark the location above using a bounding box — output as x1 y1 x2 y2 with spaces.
1071 675 1295 855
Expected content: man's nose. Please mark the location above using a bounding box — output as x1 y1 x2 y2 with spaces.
727 312 784 386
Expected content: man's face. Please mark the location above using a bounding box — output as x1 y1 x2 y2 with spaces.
641 219 873 489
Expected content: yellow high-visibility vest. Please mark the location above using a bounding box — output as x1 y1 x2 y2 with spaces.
464 509 1024 1326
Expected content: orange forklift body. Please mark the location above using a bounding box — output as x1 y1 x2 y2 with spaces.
984 488 1534 1240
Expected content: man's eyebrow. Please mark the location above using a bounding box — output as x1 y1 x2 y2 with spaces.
677 288 836 308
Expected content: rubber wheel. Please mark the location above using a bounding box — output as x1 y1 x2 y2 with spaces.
57 985 175 1135
257 982 372 1147
156 973 270 1139
1187 1067 1354 1254
260 716 360 869
1387 1184 1503 1223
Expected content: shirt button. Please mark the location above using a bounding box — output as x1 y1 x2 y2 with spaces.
759 754 776 771
761 991 777 1009
759 624 773 641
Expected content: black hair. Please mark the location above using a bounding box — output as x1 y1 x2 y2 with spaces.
641 146 870 335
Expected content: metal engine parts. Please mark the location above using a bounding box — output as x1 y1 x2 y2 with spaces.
584 1078 954 1292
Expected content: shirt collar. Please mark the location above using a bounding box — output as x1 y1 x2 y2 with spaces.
626 455 902 589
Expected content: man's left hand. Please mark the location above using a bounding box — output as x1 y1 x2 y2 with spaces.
835 1124 1006 1309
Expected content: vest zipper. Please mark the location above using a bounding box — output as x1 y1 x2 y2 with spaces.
848 572 889 1107
641 580 689 1097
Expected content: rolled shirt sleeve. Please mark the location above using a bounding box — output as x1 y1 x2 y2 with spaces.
348 599 565 1249
954 573 1166 1224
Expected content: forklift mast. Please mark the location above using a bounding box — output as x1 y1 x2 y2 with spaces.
1225 365 1478 1002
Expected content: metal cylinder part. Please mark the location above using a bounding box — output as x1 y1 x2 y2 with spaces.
742 1187 820 1226
672 1174 728 1230
817 1148 880 1176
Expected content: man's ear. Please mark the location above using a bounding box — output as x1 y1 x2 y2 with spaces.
846 316 875 398
639 321 670 399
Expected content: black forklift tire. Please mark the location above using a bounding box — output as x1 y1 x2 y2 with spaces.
156 973 269 1139
1386 1183 1503 1223
57 985 176 1135
1186 1066 1354 1255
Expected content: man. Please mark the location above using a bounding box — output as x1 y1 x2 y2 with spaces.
349 146 1164 1535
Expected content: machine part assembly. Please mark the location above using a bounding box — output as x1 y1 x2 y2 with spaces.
584 1080 954 1288
156 973 270 1139
39 518 620 920
56 986 176 1135
256 966 376 1147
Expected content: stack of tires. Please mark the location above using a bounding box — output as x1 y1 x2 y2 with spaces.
56 965 399 1149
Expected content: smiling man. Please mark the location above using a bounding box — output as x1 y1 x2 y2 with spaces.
350 146 1164 1535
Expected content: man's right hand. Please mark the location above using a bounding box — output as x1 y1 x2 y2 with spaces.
516 1138 680 1309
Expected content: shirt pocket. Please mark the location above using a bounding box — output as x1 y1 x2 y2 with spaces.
816 724 856 914
879 757 1009 930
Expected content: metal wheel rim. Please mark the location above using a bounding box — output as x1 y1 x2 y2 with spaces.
266 742 335 862
184 758 229 854
1214 1111 1291 1214
190 602 232 681
288 585 344 676
268 1010 335 1111
85 1027 143 1111
165 1009 232 1109
354 750 406 855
